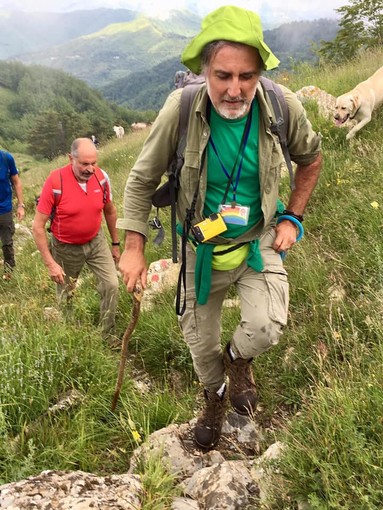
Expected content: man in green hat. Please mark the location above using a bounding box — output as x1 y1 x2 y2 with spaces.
118 5 322 449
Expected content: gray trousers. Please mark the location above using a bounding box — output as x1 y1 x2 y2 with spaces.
51 229 119 335
179 229 289 392
0 211 15 270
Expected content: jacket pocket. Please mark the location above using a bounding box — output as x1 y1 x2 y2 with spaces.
264 143 284 194
181 149 201 190
264 272 289 326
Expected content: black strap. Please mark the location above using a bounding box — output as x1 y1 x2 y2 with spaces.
213 242 246 256
176 148 207 316
259 76 295 191
169 171 178 263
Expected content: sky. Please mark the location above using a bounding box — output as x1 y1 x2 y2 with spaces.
0 0 346 23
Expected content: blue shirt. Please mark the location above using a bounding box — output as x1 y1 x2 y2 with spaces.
0 151 18 214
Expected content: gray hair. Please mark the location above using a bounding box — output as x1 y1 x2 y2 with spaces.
70 138 93 158
200 40 264 73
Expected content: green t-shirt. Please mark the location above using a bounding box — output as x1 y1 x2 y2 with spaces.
203 99 262 239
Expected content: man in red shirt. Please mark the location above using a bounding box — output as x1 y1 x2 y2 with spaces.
33 138 120 339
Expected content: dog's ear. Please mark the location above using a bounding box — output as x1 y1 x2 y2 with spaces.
352 93 361 112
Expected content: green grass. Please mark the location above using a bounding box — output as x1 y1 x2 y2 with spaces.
2 48 383 507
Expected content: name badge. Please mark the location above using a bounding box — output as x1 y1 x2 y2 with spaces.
218 203 250 226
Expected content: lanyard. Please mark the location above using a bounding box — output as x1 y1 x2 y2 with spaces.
209 105 253 204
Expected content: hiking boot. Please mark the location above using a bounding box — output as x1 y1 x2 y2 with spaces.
223 343 257 416
194 386 227 449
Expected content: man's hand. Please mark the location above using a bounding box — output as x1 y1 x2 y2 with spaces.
273 220 299 254
119 231 147 293
47 260 66 284
16 204 25 221
273 153 322 254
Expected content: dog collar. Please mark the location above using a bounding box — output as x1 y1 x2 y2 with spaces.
349 105 361 120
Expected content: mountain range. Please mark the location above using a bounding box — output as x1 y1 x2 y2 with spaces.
0 8 339 111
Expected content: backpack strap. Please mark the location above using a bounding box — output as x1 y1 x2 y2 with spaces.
168 83 204 263
93 167 108 204
45 168 63 232
42 166 107 234
50 168 63 208
259 76 295 191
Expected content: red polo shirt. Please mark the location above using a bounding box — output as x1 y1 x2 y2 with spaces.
37 163 111 244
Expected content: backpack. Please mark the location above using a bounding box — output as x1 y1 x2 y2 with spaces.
151 76 294 263
37 166 108 232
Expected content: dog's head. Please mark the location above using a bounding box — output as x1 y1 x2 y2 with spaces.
334 93 361 125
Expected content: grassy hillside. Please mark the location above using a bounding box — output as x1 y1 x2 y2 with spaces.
1 48 383 507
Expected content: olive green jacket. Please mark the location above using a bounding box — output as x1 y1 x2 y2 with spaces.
117 82 321 244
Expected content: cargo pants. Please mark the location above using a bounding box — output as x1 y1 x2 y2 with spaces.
51 229 119 336
179 228 289 392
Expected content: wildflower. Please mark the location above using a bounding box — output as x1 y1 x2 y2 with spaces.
132 430 142 443
370 201 379 209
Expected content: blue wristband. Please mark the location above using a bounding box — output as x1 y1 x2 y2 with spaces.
277 214 304 241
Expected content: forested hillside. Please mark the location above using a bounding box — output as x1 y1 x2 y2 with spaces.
15 12 201 89
101 57 186 111
102 18 339 110
0 9 340 155
265 18 340 69
8 10 338 110
0 61 155 159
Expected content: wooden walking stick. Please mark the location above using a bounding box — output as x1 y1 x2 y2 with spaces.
111 285 143 411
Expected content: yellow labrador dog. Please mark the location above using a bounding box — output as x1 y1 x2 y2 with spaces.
334 65 383 140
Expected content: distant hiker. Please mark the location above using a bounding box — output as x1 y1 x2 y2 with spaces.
117 6 322 449
0 149 25 280
174 70 186 88
32 137 120 340
91 135 99 149
174 69 205 89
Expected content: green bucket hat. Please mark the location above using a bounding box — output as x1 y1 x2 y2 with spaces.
181 5 280 74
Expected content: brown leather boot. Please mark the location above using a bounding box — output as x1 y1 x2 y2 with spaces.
223 343 257 416
194 386 227 449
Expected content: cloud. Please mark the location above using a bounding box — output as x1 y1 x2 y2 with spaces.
0 0 344 20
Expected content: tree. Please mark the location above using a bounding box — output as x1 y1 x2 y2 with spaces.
318 0 383 63
28 110 65 160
